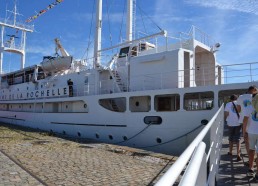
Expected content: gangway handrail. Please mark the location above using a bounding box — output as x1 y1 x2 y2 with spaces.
179 142 207 186
155 104 224 186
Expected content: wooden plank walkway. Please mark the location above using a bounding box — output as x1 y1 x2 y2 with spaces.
217 128 258 186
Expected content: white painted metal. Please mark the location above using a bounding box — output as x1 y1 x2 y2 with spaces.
94 0 102 68
179 142 207 186
0 26 3 74
100 30 167 52
126 0 133 41
155 105 224 186
40 56 72 72
21 31 26 69
0 0 33 73
0 1 256 161
54 38 69 57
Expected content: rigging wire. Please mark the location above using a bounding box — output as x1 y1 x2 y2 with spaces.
138 4 147 35
136 3 163 31
81 0 95 60
118 0 126 44
105 0 114 52
114 124 151 145
138 124 203 149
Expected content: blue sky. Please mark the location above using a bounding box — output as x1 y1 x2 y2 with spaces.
0 0 258 73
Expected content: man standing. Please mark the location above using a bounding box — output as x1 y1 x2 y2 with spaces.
243 88 258 178
225 94 241 161
237 86 257 157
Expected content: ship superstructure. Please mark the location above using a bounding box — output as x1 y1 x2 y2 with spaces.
0 0 256 155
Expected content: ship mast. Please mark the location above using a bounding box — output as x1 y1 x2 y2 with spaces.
93 0 102 69
93 0 134 68
126 0 133 41
0 0 34 74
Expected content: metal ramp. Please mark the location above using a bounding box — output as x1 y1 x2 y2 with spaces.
155 106 224 186
217 128 258 185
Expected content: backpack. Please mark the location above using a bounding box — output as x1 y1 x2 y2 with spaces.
252 94 258 113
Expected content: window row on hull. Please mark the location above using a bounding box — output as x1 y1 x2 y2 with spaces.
0 88 247 113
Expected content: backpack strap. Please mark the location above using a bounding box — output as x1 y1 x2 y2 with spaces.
232 101 240 119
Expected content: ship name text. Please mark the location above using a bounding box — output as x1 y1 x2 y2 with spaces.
0 86 69 100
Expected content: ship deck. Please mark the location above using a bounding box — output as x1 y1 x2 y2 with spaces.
217 128 258 185
0 123 177 186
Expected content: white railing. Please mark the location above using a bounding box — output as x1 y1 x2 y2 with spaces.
1 61 257 101
0 18 34 31
188 25 215 47
129 62 258 91
222 62 258 84
155 104 224 186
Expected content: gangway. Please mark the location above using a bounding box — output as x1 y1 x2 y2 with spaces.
155 105 224 186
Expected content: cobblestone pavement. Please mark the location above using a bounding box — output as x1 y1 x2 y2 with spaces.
0 123 177 186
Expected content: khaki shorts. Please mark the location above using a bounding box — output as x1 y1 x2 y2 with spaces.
248 133 258 152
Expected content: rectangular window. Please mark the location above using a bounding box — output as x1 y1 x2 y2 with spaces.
99 97 126 112
119 47 130 58
129 96 151 112
184 91 214 111
154 94 180 111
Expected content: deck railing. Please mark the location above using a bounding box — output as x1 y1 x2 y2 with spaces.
1 61 257 101
129 62 258 91
155 104 224 186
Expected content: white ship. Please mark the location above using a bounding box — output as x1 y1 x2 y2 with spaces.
0 0 257 156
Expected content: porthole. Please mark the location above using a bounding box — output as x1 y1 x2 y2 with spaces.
29 105 31 109
123 136 128 141
63 131 66 135
201 119 209 125
95 133 100 138
66 105 68 109
77 132 81 137
41 85 43 88
27 87 29 90
156 138 162 143
84 104 87 108
109 135 113 140
135 101 139 107
42 105 44 108
144 116 162 125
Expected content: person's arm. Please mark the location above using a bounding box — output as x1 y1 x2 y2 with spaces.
242 105 252 137
243 116 249 137
224 111 229 121
237 105 241 113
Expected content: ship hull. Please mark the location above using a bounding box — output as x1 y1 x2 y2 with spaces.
0 82 253 155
